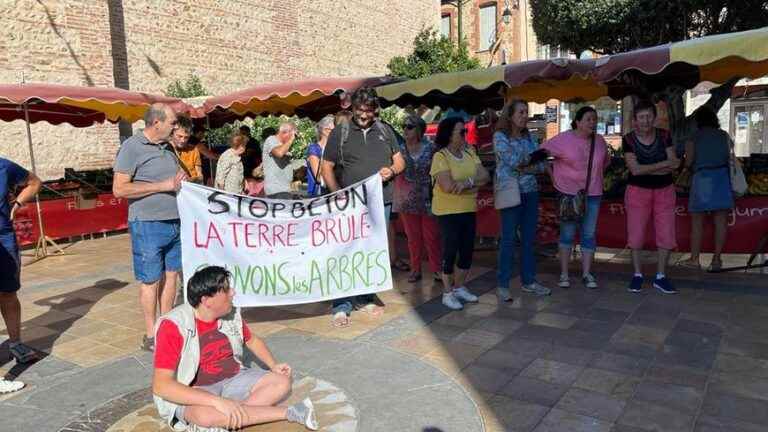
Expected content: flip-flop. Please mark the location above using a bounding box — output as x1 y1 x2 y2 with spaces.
360 303 384 317
332 312 350 328
407 273 422 283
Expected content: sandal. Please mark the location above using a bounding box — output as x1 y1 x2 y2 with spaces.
392 259 410 272
332 312 351 328
676 258 701 270
407 272 422 283
360 303 384 317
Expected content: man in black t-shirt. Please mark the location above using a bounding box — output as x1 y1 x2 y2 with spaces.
622 100 680 295
321 87 405 328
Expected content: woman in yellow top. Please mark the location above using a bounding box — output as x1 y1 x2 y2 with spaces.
430 116 490 310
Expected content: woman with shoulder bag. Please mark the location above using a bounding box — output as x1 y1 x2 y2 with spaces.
541 106 610 289
430 116 490 310
494 100 551 302
394 114 442 283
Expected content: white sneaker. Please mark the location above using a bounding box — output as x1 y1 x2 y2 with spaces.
0 378 25 394
453 286 479 303
582 273 599 289
442 292 464 310
522 282 552 296
558 274 570 288
497 286 513 302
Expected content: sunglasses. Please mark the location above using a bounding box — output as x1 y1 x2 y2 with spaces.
404 123 416 130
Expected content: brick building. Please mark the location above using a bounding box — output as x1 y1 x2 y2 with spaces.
0 0 439 179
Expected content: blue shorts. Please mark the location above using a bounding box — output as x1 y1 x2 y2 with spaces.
0 233 20 293
129 220 181 284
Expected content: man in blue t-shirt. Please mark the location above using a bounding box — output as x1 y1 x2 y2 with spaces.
0 157 42 392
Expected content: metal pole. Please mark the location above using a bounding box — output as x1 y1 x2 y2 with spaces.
205 114 215 183
457 0 463 48
22 102 48 259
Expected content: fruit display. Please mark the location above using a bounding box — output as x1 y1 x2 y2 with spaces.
743 154 768 195
603 156 629 198
748 173 768 195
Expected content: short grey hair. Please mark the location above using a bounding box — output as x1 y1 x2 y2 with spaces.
278 121 297 133
315 115 335 140
144 103 169 125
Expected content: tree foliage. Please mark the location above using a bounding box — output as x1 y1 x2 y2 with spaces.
388 28 480 79
530 0 768 55
164 75 314 158
164 75 207 99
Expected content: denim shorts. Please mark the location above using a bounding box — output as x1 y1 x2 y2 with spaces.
0 233 20 293
129 219 181 284
559 195 601 253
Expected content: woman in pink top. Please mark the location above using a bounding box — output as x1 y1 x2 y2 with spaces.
541 106 609 289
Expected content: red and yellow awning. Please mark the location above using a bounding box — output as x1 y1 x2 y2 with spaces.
376 26 768 112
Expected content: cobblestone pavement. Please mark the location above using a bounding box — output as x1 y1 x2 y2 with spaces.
1 234 767 432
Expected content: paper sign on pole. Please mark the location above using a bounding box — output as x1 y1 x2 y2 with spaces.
177 175 392 307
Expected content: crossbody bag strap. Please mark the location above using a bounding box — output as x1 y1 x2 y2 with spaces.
310 146 325 192
584 134 596 195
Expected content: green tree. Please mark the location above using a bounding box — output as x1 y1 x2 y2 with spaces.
529 0 768 143
165 75 207 99
385 28 481 130
388 28 480 80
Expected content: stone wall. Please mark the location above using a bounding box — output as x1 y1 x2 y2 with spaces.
0 0 439 179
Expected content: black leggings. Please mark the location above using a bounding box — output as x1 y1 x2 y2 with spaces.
438 212 476 275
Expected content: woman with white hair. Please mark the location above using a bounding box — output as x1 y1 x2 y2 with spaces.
306 115 335 196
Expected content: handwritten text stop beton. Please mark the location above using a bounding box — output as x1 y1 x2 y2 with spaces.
194 183 373 249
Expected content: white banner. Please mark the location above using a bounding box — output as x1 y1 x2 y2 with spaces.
178 175 393 307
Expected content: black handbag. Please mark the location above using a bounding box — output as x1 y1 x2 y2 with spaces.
558 134 596 222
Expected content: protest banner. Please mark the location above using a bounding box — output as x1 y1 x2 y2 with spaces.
177 175 393 307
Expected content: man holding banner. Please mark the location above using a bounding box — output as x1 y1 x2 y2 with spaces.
320 87 405 327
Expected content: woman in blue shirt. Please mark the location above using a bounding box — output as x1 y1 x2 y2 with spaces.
493 100 551 302
306 115 335 196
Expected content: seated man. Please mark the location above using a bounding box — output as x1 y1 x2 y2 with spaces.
152 266 318 431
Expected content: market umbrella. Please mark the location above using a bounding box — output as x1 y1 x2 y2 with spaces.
0 82 192 262
197 76 396 127
376 26 768 112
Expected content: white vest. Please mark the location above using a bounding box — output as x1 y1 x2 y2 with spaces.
153 303 245 431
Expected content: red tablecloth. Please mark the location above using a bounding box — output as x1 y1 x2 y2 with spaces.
13 193 128 246
474 189 768 253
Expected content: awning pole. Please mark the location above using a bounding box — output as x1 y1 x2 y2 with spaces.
22 102 67 264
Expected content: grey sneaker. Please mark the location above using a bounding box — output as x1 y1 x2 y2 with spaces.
497 286 513 302
453 286 479 303
9 342 37 364
287 398 319 430
442 292 464 310
522 282 552 296
582 273 598 289
558 274 570 288
186 423 228 432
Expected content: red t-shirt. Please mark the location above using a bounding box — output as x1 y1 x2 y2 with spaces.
154 317 252 386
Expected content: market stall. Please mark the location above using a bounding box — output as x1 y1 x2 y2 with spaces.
196 76 395 127
1 83 192 255
379 27 768 259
